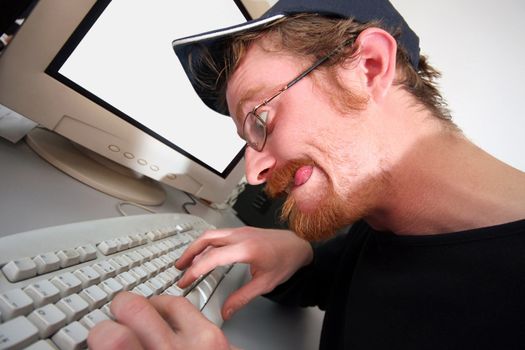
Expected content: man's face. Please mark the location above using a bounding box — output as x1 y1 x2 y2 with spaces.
226 39 390 240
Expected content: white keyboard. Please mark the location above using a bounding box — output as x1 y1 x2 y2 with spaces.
0 213 247 350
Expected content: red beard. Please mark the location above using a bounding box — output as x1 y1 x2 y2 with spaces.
266 158 354 241
265 157 386 241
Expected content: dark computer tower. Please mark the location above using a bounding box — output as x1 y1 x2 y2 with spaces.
233 183 288 229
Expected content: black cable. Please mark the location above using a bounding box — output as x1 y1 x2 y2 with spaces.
182 191 197 214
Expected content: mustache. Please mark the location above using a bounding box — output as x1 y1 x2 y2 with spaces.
265 158 316 198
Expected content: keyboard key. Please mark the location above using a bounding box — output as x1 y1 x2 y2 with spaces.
161 239 176 249
122 251 143 266
24 280 61 308
97 240 118 255
198 278 215 300
144 277 164 295
160 229 172 238
51 321 88 350
80 309 110 329
155 242 170 255
207 269 225 289
100 302 114 320
27 304 67 338
202 274 218 291
2 258 37 282
0 288 34 321
118 254 136 267
146 230 162 241
33 252 61 274
73 266 100 288
92 261 117 279
75 244 97 263
129 266 148 283
107 256 131 273
150 258 167 272
179 232 192 243
160 254 175 267
131 233 147 246
98 277 124 298
79 285 108 310
168 250 182 261
128 234 141 248
142 262 159 277
159 254 174 266
165 266 183 281
165 228 177 237
147 245 162 258
136 247 153 260
50 272 82 297
56 249 81 268
156 272 174 288
55 294 89 323
0 316 39 350
186 286 207 310
116 236 132 251
169 237 184 248
24 339 59 350
115 272 138 291
162 285 186 297
131 284 154 298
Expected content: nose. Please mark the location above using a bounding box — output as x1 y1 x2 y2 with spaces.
244 146 276 185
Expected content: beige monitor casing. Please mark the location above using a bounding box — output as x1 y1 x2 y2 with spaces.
0 0 261 204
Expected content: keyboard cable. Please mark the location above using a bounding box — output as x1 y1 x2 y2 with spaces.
116 201 157 216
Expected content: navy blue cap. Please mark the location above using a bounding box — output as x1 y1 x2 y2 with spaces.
173 0 420 116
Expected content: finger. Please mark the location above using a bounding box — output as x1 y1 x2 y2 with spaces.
177 245 248 288
221 276 273 320
88 319 143 350
149 295 209 331
150 296 230 350
110 292 175 349
176 229 236 269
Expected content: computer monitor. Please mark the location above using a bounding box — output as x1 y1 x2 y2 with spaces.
0 0 254 205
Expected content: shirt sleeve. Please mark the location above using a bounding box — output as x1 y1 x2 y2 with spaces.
263 221 370 310
263 232 348 310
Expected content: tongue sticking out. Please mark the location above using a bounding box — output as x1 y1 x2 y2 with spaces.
294 165 314 187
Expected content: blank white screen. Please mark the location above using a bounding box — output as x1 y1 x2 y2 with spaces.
59 0 246 173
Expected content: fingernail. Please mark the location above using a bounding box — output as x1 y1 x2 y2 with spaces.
225 309 233 320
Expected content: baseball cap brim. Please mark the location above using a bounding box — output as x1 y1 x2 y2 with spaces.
173 0 419 117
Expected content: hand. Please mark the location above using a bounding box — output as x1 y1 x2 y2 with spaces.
175 226 313 320
88 292 233 350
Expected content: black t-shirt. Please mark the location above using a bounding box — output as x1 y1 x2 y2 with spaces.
265 219 525 349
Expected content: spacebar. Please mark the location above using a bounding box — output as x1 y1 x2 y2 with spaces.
196 264 248 327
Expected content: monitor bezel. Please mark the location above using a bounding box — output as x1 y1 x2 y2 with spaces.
45 0 250 178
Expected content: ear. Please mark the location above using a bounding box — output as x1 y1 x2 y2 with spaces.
353 28 398 102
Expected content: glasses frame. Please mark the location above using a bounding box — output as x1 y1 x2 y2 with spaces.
241 49 338 152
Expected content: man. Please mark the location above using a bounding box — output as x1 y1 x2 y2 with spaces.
89 0 525 349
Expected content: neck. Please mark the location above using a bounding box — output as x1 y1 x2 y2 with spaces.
364 105 525 235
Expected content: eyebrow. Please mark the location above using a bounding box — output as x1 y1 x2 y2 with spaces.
234 81 286 124
234 85 265 125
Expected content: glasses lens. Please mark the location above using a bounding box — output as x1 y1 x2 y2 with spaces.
243 111 267 151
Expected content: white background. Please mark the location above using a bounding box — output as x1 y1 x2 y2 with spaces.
391 0 524 171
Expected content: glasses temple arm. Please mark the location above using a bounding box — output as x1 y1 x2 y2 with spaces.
262 41 351 106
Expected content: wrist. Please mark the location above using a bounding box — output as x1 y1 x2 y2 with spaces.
300 239 314 267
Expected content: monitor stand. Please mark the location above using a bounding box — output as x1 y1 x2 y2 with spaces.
25 127 166 206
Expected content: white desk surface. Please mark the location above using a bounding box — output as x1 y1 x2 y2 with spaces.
0 136 324 350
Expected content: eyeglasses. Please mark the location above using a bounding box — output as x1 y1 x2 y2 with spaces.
241 49 338 152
